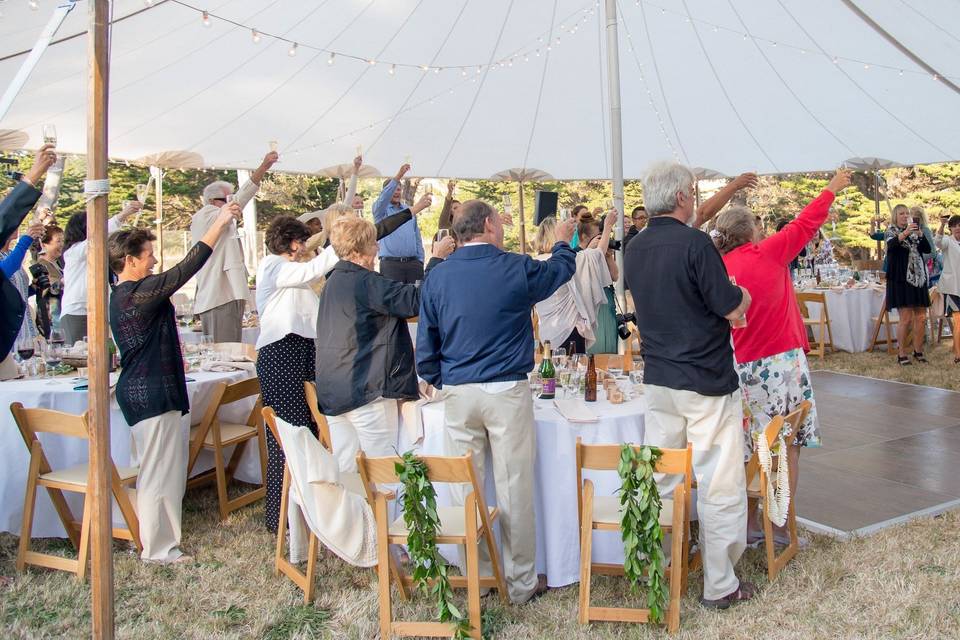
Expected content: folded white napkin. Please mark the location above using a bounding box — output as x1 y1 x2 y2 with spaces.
200 360 256 373
552 399 599 423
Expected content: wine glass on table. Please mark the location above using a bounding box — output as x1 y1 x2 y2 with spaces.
49 328 65 349
14 336 37 377
43 341 63 384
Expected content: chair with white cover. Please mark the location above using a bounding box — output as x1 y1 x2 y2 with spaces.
262 406 381 603
576 440 693 634
357 450 508 640
11 403 141 578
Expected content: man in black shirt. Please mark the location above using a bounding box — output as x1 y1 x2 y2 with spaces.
624 161 754 609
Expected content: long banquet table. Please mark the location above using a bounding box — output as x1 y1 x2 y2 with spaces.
398 389 647 588
0 369 260 537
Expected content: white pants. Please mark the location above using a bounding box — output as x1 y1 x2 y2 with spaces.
443 382 538 604
643 384 747 601
130 411 188 562
327 397 399 473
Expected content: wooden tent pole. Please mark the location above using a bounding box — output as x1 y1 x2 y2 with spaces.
152 166 164 271
518 181 526 254
86 0 114 637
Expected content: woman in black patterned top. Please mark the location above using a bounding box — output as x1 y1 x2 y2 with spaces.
108 202 240 563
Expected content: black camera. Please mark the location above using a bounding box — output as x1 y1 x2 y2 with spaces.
608 239 622 252
615 311 636 340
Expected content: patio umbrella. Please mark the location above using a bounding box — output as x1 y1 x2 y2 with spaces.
690 167 727 209
844 158 900 260
0 129 28 151
490 168 555 253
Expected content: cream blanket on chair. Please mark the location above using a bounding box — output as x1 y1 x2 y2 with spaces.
274 416 377 568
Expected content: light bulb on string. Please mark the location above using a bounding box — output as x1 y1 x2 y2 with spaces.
368 58 376 66
251 29 260 43
434 67 441 74
476 65 482 74
288 42 298 57
29 0 39 10
202 10 211 27
389 64 396 75
328 52 335 65
461 68 467 77
421 64 429 72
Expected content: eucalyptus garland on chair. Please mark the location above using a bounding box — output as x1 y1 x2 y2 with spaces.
617 443 668 623
395 450 471 640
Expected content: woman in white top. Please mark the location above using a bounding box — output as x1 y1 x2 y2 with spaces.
936 213 960 363
255 215 339 532
59 201 139 343
532 211 616 354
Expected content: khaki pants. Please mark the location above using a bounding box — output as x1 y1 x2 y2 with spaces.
643 384 747 601
444 382 537 603
199 299 244 343
130 411 188 562
326 397 400 473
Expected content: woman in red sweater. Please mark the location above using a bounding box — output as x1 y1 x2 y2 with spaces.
713 169 851 543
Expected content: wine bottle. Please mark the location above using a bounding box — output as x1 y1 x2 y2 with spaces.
585 354 597 402
539 341 555 399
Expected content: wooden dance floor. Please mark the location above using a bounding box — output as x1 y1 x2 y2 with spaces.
798 371 960 536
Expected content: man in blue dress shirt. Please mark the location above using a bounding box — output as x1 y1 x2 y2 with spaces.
373 162 425 283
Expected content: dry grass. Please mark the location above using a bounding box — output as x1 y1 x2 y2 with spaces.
3 342 960 639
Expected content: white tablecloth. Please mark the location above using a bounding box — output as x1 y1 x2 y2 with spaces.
398 391 647 588
799 285 886 352
0 370 261 537
179 326 260 346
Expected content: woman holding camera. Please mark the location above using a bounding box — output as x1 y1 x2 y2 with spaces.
532 211 615 354
886 204 932 365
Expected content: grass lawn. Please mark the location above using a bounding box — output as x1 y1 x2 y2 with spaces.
3 343 960 639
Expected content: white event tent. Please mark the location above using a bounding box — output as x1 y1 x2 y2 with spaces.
1 0 959 180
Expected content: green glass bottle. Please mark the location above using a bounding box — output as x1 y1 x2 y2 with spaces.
539 341 555 399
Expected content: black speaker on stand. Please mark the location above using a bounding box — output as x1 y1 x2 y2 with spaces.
533 190 558 225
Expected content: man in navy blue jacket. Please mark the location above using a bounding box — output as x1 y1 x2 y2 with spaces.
417 200 576 603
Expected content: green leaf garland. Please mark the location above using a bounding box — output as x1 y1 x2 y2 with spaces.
617 443 668 623
395 451 471 640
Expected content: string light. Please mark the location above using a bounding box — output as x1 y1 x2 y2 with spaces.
389 64 396 75
288 42 298 57
368 58 376 65
251 29 260 43
201 10 211 27
29 0 39 10
327 52 335 65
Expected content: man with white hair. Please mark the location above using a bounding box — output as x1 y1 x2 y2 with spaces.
190 151 277 341
624 161 755 609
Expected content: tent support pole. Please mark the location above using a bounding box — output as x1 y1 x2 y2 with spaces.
874 171 882 262
86 0 114 637
603 0 627 329
151 166 164 271
518 181 526 254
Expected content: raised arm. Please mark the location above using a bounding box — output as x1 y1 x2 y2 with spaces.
274 245 338 287
760 170 850 265
526 218 577 304
693 172 758 228
344 156 361 205
373 164 410 222
365 272 420 319
1 225 43 278
438 180 456 230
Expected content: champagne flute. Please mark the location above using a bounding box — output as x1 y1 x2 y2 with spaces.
41 124 57 147
268 140 279 153
503 193 513 216
437 228 450 241
226 194 243 240
554 346 567 370
134 184 149 225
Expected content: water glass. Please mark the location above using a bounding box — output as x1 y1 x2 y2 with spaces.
200 335 214 360
527 372 542 399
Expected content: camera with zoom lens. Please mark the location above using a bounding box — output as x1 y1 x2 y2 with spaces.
615 311 636 340
608 238 622 252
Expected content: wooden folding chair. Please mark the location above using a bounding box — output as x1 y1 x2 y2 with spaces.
928 287 946 345
869 296 899 353
186 377 267 520
745 401 811 581
357 451 508 640
10 403 141 579
796 292 834 358
265 400 406 604
576 440 693 634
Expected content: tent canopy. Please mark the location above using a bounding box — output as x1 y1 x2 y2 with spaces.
1 0 958 179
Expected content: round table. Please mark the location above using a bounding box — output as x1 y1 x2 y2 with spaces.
399 390 647 588
798 284 885 352
0 369 261 537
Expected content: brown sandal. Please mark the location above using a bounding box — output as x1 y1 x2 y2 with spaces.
700 580 757 609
